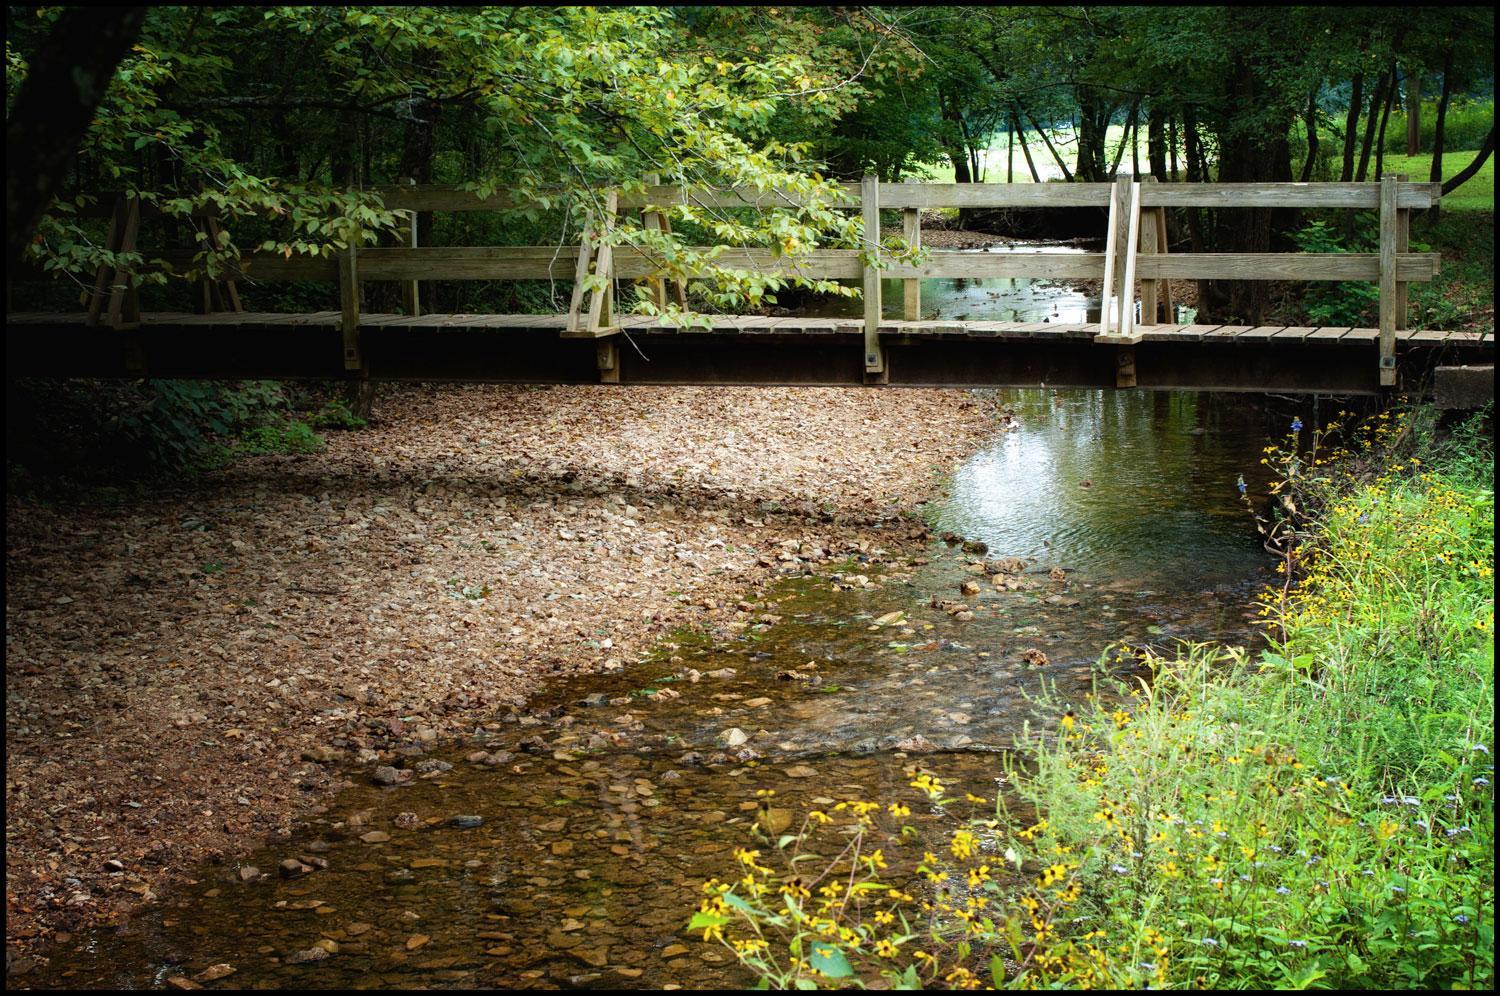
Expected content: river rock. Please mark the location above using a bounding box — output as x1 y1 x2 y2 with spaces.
447 814 484 829
285 947 330 964
718 728 748 748
279 859 312 879
194 964 236 982
373 765 412 787
960 581 981 596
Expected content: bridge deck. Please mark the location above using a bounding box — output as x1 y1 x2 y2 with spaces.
7 310 1493 344
6 312 1492 395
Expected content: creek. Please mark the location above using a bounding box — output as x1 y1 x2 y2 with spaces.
21 267 1325 991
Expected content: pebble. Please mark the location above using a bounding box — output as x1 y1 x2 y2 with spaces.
447 814 484 829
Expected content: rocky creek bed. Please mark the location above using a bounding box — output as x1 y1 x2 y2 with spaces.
7 387 1313 988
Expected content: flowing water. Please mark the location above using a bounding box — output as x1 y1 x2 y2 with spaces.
19 270 1323 990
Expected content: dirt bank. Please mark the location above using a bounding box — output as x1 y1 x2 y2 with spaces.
4 384 995 958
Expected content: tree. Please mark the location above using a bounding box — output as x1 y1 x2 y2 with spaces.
5 6 146 277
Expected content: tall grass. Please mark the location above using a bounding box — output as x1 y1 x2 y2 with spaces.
696 406 1494 989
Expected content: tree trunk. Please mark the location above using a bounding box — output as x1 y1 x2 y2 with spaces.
5 6 147 277
1168 115 1179 180
1430 48 1455 185
1404 66 1422 156
1442 125 1494 195
1340 71 1364 181
1374 65 1396 179
1147 107 1168 180
1012 108 1041 183
1074 92 1111 182
1299 85 1321 182
1007 125 1014 183
1201 54 1296 325
1109 98 1140 178
1022 106 1074 182
1355 68 1388 182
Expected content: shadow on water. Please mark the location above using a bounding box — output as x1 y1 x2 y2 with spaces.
22 258 1328 989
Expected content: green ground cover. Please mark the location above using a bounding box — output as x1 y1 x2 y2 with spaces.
695 406 1496 990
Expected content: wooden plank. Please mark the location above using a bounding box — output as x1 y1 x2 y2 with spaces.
1270 327 1317 342
902 201 921 321
1137 253 1438 282
862 175 883 374
883 251 1106 280
1379 175 1398 385
1341 327 1381 345
1237 326 1280 343
1305 326 1352 341
1204 325 1254 341
1138 181 1440 209
620 184 859 210
878 183 1113 208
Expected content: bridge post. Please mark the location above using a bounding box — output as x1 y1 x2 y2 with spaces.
397 176 421 318
339 238 361 371
1378 174 1398 386
1138 176 1159 325
902 179 921 322
861 175 885 376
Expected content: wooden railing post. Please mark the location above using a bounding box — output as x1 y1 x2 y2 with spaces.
1378 174 1398 386
902 178 921 322
861 174 884 375
584 190 619 334
1394 172 1409 334
397 176 421 317
1100 178 1123 334
1120 179 1142 340
339 237 361 371
1138 175 1161 325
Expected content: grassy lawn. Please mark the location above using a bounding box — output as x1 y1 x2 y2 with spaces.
1382 150 1494 212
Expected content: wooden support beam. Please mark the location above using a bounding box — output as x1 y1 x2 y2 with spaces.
339 240 361 371
1393 172 1409 333
1100 178 1122 334
596 339 620 384
1116 345 1138 388
565 212 595 334
1120 179 1143 341
1138 176 1161 325
1379 174 1398 385
902 197 921 322
584 190 619 334
104 196 141 330
1156 204 1173 320
861 175 883 374
397 176 421 317
87 198 124 326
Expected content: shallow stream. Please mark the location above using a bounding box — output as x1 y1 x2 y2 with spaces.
21 263 1326 989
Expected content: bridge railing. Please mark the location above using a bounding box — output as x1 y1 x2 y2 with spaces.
90 177 1441 387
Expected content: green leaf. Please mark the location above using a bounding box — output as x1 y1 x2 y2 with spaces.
809 942 852 979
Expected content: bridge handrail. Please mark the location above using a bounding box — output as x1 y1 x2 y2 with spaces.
66 177 1437 386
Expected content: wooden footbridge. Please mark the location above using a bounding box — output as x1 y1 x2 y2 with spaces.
7 176 1492 397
